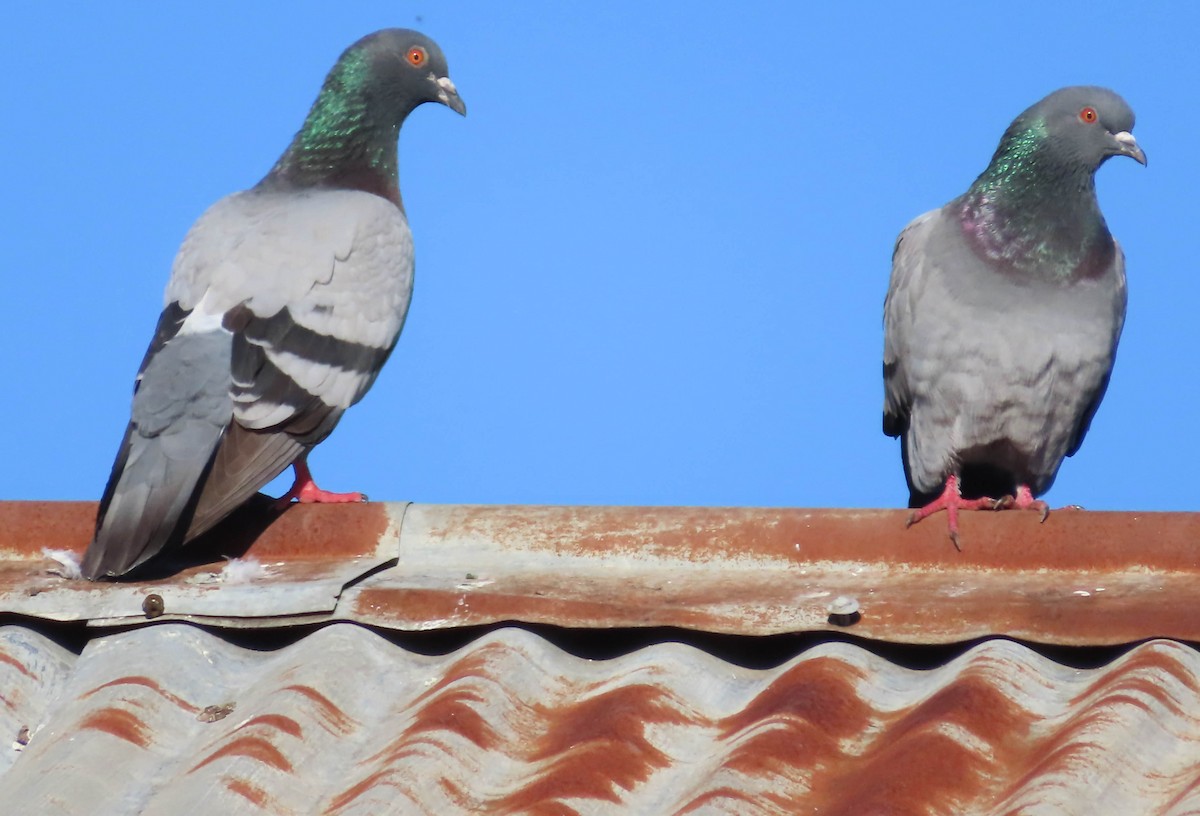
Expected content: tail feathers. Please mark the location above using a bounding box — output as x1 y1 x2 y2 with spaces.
186 424 305 541
82 420 226 579
83 328 234 580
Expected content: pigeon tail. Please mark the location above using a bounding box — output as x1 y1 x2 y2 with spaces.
82 329 234 580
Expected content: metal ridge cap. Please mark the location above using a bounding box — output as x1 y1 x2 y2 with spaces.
2 502 1199 643
4 501 1199 567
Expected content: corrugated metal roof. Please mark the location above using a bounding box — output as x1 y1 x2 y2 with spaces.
2 622 1200 814
3 501 1200 644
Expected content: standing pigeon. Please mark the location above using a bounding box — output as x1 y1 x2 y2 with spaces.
81 29 466 579
883 86 1144 547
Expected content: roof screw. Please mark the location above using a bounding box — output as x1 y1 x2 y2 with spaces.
142 594 165 619
827 596 861 627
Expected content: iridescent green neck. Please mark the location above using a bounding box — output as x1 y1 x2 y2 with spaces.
960 119 1109 280
262 49 404 204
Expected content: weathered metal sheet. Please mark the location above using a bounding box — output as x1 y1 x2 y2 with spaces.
3 623 1200 815
0 628 75 775
345 503 1200 645
3 502 1200 644
0 501 400 626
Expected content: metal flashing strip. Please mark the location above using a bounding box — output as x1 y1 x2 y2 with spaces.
2 502 1200 643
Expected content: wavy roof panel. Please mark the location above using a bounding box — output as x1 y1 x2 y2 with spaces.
3 623 1200 815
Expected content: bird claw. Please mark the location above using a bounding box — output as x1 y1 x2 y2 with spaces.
906 475 993 549
907 477 1053 547
985 486 1050 522
275 459 367 508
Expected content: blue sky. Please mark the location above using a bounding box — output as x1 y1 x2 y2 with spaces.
3 2 1194 511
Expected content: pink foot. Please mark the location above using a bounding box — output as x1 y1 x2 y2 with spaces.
907 474 998 551
994 484 1050 522
274 458 368 510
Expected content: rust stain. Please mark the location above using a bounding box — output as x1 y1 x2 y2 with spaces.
818 728 986 815
1001 734 1099 804
351 586 715 630
408 504 1200 569
232 713 304 739
1157 768 1200 814
325 768 425 814
224 777 271 808
674 786 766 816
0 650 37 680
326 768 395 813
409 646 501 706
280 684 356 735
0 500 389 562
256 503 391 560
190 735 294 773
401 685 498 751
337 671 506 810
1070 643 1200 709
808 672 1033 815
717 657 870 773
495 684 687 813
503 803 582 816
83 675 200 714
438 777 483 812
911 670 1029 745
0 501 94 557
528 683 688 762
1009 645 1200 794
78 706 151 748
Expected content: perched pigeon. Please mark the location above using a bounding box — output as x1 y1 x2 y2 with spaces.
81 29 465 579
882 86 1145 547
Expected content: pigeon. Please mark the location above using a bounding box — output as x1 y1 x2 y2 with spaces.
882 86 1145 548
81 29 466 580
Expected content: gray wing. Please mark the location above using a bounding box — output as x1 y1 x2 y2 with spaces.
82 311 234 579
882 210 937 440
176 188 415 541
1065 240 1128 458
84 189 413 578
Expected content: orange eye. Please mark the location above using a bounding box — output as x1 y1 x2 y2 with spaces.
407 46 427 67
1079 106 1098 123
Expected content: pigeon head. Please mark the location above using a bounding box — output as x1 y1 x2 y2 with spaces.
999 86 1145 172
352 28 467 119
263 28 465 203
962 86 1144 279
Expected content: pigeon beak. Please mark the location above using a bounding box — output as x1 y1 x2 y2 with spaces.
1112 131 1146 166
433 75 467 116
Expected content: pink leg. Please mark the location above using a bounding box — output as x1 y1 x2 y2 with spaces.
906 474 997 551
274 457 367 509
994 484 1050 523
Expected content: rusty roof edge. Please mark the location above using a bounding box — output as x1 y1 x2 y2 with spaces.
0 501 408 627
337 503 1200 644
5 502 1200 644
82 502 412 628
